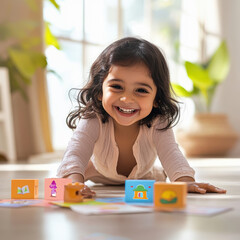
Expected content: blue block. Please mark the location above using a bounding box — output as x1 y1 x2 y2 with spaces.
124 180 155 203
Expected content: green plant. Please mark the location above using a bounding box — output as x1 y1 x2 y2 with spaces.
0 0 60 100
172 41 230 112
0 21 46 99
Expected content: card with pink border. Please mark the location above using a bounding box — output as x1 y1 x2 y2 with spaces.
44 178 72 201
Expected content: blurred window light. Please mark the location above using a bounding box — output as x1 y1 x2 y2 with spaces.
176 0 221 128
44 0 219 149
84 0 118 44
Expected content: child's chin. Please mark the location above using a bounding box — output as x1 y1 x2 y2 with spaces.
113 118 139 127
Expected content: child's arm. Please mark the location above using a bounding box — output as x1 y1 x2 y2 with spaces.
175 176 226 194
57 117 99 180
153 124 226 194
66 173 84 183
153 126 195 181
57 117 99 198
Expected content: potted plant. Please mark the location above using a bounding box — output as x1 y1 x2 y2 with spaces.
0 0 60 100
0 21 47 99
172 41 238 156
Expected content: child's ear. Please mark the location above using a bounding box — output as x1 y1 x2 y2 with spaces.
98 94 102 101
153 101 158 108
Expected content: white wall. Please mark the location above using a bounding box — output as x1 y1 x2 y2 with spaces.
212 0 240 156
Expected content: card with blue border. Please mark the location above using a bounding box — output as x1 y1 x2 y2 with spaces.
124 180 155 203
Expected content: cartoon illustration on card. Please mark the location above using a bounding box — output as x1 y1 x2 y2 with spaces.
17 185 30 194
49 180 57 197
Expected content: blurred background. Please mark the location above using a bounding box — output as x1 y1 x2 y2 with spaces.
0 0 239 163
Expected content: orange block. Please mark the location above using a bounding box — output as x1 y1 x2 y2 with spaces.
44 178 72 201
154 182 187 210
64 182 84 203
11 179 39 199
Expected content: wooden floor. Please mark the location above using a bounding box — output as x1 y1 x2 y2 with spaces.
0 158 240 240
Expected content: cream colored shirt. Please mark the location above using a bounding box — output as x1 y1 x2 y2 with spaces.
57 116 195 184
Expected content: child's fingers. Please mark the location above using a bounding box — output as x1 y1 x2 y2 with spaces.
188 183 206 194
196 183 226 193
80 185 96 198
188 182 226 194
214 187 227 193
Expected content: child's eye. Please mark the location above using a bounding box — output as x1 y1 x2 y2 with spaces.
136 88 149 94
110 84 123 90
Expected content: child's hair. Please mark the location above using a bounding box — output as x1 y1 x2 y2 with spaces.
67 37 180 130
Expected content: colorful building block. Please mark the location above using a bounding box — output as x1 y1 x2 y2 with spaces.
11 179 39 199
44 178 72 201
125 180 155 203
64 182 84 203
154 182 187 210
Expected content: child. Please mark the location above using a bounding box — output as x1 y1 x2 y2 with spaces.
57 37 226 197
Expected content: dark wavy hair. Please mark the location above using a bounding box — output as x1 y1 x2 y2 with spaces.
67 37 180 130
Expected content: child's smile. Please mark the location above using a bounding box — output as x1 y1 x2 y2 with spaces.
115 106 138 114
101 63 157 128
114 106 140 120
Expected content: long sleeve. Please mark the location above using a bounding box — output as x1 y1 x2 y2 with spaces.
153 124 195 182
56 117 100 178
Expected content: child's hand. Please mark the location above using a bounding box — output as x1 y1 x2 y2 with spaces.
65 174 96 198
80 185 96 198
187 182 227 194
175 176 226 194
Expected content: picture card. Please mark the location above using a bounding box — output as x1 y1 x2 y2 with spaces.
71 203 154 215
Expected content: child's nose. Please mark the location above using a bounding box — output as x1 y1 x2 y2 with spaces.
120 93 134 103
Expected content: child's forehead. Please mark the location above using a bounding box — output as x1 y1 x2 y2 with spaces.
108 62 151 75
105 64 154 86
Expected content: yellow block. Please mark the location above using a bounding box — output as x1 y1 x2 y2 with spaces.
11 179 39 199
154 182 187 210
64 182 84 203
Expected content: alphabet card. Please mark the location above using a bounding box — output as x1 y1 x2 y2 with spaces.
44 178 72 201
71 203 153 215
11 179 39 199
125 180 155 203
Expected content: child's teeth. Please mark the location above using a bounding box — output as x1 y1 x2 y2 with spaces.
118 107 135 113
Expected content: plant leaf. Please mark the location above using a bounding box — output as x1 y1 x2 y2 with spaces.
6 60 29 100
48 0 60 10
185 61 214 89
45 23 60 50
47 69 63 81
171 83 193 97
207 41 230 83
9 48 47 79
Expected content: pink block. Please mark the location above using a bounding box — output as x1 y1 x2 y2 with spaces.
44 178 72 201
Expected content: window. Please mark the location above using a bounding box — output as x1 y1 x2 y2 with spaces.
176 0 221 127
44 0 184 150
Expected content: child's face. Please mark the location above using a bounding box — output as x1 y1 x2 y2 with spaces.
100 63 157 127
